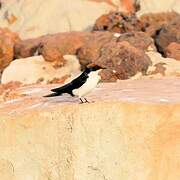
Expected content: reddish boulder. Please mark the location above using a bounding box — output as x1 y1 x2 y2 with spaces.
78 31 155 68
93 11 142 33
140 12 179 37
96 41 152 80
117 31 155 51
13 31 153 81
77 31 115 67
99 69 118 82
37 44 65 67
165 42 180 61
154 16 180 55
14 38 42 58
0 28 20 43
0 28 20 72
14 32 91 67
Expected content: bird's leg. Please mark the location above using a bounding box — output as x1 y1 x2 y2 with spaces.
79 98 84 104
79 97 90 104
84 98 90 103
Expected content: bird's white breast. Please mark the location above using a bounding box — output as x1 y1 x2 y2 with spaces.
72 70 101 98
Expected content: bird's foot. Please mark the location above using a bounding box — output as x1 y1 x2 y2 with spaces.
79 98 84 104
84 98 90 103
79 98 91 104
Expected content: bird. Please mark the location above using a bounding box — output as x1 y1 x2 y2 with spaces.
44 64 105 103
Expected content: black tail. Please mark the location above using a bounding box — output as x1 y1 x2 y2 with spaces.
43 92 61 97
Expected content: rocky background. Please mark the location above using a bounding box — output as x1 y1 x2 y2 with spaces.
0 0 179 99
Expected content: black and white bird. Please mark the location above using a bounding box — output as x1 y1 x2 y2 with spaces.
44 64 105 103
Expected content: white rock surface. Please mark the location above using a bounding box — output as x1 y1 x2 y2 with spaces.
0 0 179 39
138 0 180 16
147 51 180 77
0 0 120 39
1 55 80 84
0 79 180 180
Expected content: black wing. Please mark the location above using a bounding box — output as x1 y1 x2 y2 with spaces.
49 71 89 95
51 81 73 93
43 92 60 97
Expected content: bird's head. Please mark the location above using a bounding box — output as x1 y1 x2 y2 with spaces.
85 64 106 73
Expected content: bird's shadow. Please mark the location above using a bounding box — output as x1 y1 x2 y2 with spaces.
42 94 94 104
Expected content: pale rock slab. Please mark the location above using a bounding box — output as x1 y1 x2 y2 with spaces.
0 79 180 179
0 0 120 39
1 55 80 84
138 0 180 16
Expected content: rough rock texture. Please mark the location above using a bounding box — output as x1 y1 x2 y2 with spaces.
93 11 142 33
154 16 180 55
99 68 118 82
15 31 155 81
0 78 180 179
0 28 20 72
117 31 156 51
15 31 154 69
77 31 115 67
14 32 91 67
14 38 42 59
165 42 180 61
79 37 153 81
1 55 80 84
140 12 180 37
97 41 152 80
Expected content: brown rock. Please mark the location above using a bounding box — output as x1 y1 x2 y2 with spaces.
0 28 20 43
117 31 155 51
0 35 13 72
13 31 153 82
14 38 42 59
0 28 20 72
14 32 91 67
77 31 115 67
99 69 118 82
78 31 155 69
37 44 65 67
96 41 152 80
154 15 180 55
165 42 180 61
93 11 142 33
140 11 179 37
